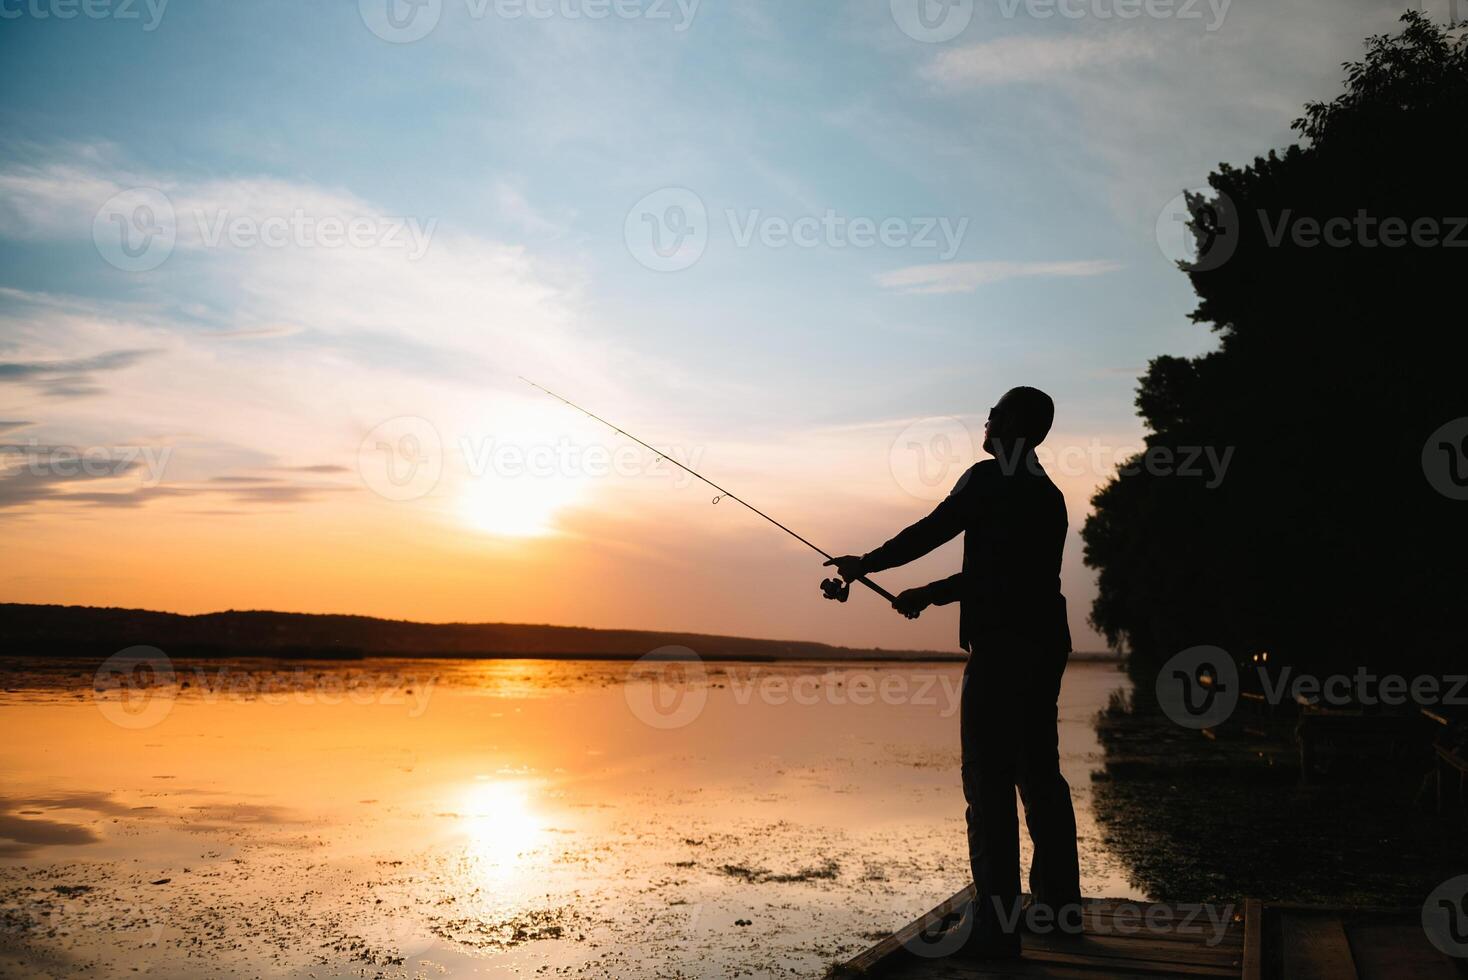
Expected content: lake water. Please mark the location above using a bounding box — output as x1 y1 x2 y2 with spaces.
0 657 1136 978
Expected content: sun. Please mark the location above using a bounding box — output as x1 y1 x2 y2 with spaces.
460 472 582 538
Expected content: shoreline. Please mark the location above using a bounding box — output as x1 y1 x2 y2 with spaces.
0 651 1122 666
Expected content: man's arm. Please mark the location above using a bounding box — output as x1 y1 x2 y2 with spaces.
823 464 978 584
862 466 975 572
923 572 966 605
891 572 965 619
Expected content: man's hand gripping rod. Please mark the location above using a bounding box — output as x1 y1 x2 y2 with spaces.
519 377 896 606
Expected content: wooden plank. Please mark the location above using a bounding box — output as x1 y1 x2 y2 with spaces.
839 885 975 975
1347 922 1462 980
1280 912 1357 980
1020 947 1237 977
1022 932 1241 968
837 894 1245 978
881 960 1195 980
1076 905 1243 947
1241 898 1261 980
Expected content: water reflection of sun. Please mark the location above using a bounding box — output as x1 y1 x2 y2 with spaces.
460 781 545 871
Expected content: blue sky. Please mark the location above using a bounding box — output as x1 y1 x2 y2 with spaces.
0 0 1440 649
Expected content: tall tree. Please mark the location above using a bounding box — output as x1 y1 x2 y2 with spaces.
1083 13 1468 681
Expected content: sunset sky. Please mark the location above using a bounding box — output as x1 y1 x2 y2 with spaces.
0 0 1436 651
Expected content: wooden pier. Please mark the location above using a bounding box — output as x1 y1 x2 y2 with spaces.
834 886 1465 979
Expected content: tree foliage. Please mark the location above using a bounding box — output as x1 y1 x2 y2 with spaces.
1081 13 1468 679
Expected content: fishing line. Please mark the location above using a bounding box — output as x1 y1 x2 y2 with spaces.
519 377 898 605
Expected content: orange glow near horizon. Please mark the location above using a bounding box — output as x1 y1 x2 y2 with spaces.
0 419 1119 651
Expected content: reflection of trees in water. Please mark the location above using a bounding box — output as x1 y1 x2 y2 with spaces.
1090 691 1466 906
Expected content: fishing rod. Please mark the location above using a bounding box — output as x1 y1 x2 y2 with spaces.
519 377 898 607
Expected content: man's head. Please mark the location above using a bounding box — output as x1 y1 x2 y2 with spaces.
983 386 1055 457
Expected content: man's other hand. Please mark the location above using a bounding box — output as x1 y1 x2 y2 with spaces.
892 587 931 620
823 555 866 582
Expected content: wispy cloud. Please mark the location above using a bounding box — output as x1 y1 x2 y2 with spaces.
0 348 160 398
0 458 349 512
922 33 1154 87
875 259 1121 294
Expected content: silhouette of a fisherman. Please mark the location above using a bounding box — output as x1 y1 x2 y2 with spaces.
826 386 1080 960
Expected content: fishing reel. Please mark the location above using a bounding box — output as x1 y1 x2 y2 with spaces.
820 577 851 602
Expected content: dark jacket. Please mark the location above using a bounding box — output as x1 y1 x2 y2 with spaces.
861 455 1072 652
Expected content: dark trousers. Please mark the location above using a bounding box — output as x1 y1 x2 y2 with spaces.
960 638 1081 938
